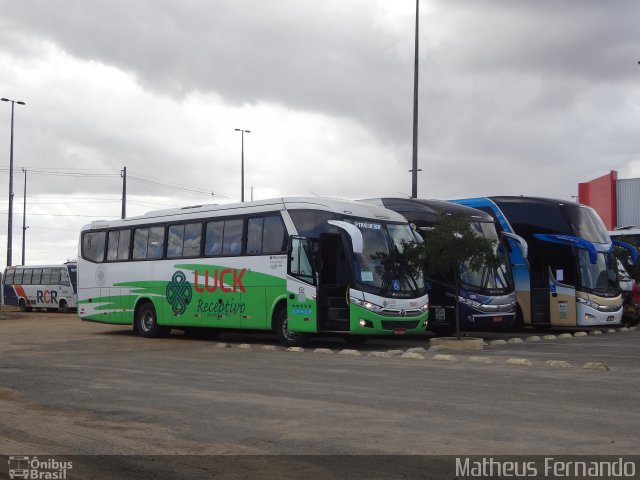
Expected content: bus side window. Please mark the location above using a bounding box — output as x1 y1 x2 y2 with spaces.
82 231 106 263
222 219 243 256
22 269 33 285
107 231 120 261
205 221 224 256
133 229 149 260
3 270 14 285
32 269 42 284
41 269 52 285
167 225 185 258
263 215 286 253
50 269 62 285
61 269 70 286
246 217 264 254
107 229 131 262
118 229 131 261
246 214 286 254
13 270 23 285
183 223 202 257
133 227 165 260
148 227 165 260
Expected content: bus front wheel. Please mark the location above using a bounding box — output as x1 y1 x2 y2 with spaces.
136 302 168 338
275 309 309 347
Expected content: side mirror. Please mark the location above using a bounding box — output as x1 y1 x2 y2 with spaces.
502 232 528 259
327 221 364 254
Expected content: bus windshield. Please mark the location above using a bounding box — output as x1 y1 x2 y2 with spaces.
577 250 619 296
459 221 512 293
560 204 610 244
349 220 425 296
67 264 78 294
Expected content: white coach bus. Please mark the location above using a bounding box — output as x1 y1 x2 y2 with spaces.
77 197 429 346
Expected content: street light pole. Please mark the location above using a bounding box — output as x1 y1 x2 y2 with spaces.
234 128 251 202
22 168 27 265
410 0 421 199
1 97 26 267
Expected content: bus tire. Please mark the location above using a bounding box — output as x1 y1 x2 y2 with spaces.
511 306 524 332
135 302 168 338
275 308 309 347
59 300 69 314
19 299 27 312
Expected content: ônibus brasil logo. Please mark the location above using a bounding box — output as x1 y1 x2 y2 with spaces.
166 271 192 315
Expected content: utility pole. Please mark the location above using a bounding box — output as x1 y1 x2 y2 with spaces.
21 168 27 265
2 97 26 266
410 0 422 198
121 166 127 219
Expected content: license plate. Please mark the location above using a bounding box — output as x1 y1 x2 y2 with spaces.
607 316 614 322
393 328 407 335
492 316 502 323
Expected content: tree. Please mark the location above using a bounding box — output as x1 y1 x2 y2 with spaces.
407 213 500 338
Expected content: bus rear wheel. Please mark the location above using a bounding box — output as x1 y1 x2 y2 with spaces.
19 299 28 312
275 309 309 347
59 300 69 314
136 302 168 338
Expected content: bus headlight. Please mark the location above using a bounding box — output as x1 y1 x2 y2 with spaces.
577 297 598 310
420 303 429 312
350 297 382 312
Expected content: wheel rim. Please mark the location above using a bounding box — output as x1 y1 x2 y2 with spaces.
140 310 153 332
281 317 297 341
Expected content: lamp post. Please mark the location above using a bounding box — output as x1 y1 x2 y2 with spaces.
410 0 421 198
1 97 26 267
234 128 251 202
21 168 27 265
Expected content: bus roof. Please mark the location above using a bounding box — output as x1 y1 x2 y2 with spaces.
489 196 581 208
363 198 494 224
81 197 408 231
4 262 76 271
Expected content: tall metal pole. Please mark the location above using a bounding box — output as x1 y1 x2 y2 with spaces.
1 97 26 266
121 166 127 219
234 129 251 202
21 168 26 265
410 0 420 198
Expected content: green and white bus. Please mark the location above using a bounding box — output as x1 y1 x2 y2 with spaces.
78 197 429 346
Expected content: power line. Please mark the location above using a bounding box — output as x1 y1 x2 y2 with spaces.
0 167 240 201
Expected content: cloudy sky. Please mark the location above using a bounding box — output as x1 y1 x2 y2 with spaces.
1 0 639 265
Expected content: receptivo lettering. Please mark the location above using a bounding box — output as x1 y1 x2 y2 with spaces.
197 299 246 315
194 268 246 293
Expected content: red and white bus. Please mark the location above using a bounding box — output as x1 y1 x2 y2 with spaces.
2 262 78 312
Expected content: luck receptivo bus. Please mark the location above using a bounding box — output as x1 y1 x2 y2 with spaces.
363 198 522 335
77 197 429 346
2 262 78 312
451 196 638 328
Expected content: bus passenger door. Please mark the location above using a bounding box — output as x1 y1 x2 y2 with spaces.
548 267 576 327
286 237 318 333
530 262 550 326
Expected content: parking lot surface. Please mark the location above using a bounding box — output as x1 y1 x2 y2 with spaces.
1 311 639 468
